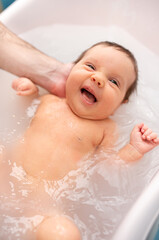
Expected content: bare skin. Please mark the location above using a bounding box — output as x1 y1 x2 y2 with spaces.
36 216 81 240
13 93 116 180
6 44 159 239
0 21 73 97
11 45 159 181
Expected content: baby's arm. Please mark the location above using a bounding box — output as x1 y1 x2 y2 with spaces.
118 123 159 162
12 77 39 96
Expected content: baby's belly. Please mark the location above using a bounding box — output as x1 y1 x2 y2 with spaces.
13 134 87 181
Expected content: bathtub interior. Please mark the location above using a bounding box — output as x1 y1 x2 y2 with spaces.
1 0 159 55
0 1 159 240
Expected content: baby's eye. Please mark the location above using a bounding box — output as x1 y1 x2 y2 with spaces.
109 79 119 87
86 64 95 70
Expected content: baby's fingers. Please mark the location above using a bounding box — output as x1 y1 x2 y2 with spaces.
16 86 38 96
142 128 152 140
12 78 21 91
141 124 149 134
145 132 157 141
153 137 159 144
143 131 159 144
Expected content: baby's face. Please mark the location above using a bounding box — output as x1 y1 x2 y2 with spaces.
66 45 135 120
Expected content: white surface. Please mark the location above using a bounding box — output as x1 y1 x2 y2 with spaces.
112 171 159 240
0 0 159 55
0 1 159 239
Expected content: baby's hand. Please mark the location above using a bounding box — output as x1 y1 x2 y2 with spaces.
12 77 39 96
130 123 159 156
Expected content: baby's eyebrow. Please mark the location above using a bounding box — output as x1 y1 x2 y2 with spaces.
84 56 97 61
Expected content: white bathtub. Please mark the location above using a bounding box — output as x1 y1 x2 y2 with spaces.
1 0 159 239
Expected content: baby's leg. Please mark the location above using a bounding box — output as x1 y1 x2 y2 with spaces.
36 215 81 240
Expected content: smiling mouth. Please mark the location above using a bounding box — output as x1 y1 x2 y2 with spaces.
81 88 97 103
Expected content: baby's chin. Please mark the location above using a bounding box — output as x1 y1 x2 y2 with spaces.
66 98 110 120
69 105 107 120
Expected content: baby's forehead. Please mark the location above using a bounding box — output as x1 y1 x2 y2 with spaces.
82 45 132 66
83 45 127 59
84 44 107 55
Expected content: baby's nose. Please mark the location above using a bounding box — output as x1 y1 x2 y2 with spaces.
91 75 105 88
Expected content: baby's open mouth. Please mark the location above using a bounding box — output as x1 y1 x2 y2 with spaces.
81 88 97 103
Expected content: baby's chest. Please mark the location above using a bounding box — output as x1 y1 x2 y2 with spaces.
52 117 101 148
36 110 103 150
34 102 105 150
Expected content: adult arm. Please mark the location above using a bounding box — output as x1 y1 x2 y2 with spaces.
0 21 73 97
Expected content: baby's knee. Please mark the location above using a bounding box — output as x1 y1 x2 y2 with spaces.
36 215 81 240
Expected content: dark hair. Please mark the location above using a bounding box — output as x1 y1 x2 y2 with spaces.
74 41 138 101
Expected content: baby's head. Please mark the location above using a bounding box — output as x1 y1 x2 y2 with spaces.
74 42 138 102
66 41 138 120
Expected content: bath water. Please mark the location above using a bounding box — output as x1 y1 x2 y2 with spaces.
0 24 159 240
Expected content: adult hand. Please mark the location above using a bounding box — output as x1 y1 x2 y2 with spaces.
39 62 73 97
0 21 73 97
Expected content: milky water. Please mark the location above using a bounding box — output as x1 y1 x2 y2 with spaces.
0 24 159 240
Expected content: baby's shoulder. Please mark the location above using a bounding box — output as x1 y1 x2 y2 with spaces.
38 93 60 103
35 94 62 114
102 118 117 133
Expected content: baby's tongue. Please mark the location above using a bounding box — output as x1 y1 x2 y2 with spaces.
82 89 95 103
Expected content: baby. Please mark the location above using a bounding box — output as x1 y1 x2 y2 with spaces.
10 41 159 239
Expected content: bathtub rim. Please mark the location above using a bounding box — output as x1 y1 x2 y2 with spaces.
0 0 159 55
1 1 159 239
112 170 159 240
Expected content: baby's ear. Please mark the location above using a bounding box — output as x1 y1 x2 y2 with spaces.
122 99 128 103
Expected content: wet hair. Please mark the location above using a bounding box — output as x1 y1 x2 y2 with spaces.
74 41 138 101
